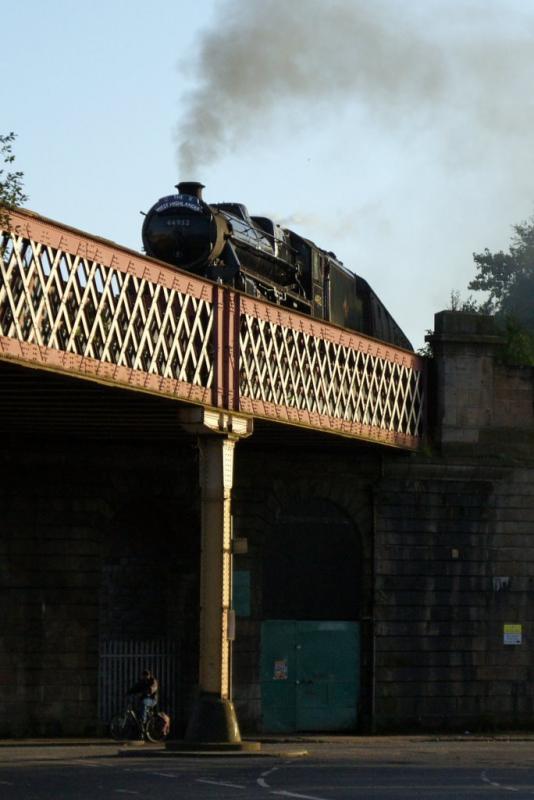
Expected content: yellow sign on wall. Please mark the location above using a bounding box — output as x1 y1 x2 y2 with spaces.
503 624 522 645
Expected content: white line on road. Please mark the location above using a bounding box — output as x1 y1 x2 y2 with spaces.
481 771 521 792
258 765 279 788
270 791 328 800
150 772 178 778
0 781 14 786
115 791 140 795
197 779 246 789
256 765 328 800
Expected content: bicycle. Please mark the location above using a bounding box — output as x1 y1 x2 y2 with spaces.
110 699 170 742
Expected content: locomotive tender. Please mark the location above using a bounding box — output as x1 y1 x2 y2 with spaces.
142 182 412 351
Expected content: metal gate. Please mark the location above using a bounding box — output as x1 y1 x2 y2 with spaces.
98 639 180 723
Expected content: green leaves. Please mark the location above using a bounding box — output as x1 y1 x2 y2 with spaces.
0 132 28 230
468 215 534 365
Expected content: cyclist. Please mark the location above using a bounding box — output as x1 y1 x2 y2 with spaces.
126 668 159 726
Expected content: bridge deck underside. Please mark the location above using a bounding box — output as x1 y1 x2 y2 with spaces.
0 210 425 449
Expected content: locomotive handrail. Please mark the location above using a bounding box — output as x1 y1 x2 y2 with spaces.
0 208 425 449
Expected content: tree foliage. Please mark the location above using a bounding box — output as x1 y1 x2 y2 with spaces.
448 290 479 313
0 132 27 230
466 215 534 365
470 218 534 321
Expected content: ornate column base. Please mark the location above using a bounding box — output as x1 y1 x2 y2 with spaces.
184 692 241 744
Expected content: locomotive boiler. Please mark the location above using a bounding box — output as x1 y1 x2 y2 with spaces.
142 182 412 351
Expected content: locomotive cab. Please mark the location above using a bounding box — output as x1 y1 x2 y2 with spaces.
251 217 292 265
328 259 364 332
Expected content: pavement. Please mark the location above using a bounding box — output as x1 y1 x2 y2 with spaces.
0 737 307 759
2 732 534 761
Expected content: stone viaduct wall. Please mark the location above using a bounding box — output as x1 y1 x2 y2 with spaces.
231 454 534 732
0 439 200 737
1 310 533 736
232 311 534 732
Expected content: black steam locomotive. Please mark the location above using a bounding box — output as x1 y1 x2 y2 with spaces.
142 182 412 351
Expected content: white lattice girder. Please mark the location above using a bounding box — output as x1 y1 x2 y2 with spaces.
238 298 424 449
0 211 215 404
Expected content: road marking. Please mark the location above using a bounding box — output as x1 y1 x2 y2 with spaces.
271 792 328 800
481 771 521 792
258 765 279 788
257 766 328 800
0 781 14 786
150 772 178 778
115 791 139 795
197 779 246 789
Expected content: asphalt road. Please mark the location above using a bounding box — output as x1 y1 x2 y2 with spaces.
2 736 534 799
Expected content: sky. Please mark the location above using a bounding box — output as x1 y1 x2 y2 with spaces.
3 0 534 349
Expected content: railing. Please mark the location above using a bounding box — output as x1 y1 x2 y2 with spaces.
98 639 180 724
0 209 425 449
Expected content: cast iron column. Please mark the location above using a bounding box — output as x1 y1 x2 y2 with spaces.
178 408 253 744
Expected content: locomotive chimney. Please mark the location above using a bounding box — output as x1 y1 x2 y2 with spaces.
176 181 205 200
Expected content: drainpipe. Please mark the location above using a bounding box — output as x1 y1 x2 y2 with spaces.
369 453 384 733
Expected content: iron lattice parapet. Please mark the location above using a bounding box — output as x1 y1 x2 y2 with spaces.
239 302 424 447
0 209 425 449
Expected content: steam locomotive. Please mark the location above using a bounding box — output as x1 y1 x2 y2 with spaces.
142 182 412 351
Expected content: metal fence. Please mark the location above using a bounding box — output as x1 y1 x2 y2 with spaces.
98 639 180 724
239 300 424 448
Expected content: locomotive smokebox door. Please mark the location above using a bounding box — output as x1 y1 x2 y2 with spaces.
142 182 230 272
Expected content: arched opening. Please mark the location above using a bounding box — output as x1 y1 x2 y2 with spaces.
261 498 362 732
262 498 361 620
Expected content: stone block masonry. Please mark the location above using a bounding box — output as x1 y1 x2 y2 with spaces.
372 463 534 731
230 312 534 732
229 441 534 732
0 439 200 737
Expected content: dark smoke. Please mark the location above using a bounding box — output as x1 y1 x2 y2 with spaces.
176 0 534 176
174 0 534 350
177 0 448 175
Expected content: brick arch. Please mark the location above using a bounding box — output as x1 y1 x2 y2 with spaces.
253 478 373 623
231 456 378 730
256 476 373 563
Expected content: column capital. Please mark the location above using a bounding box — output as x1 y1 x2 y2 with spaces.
177 407 253 440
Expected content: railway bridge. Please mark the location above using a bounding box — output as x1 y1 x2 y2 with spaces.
2 208 532 741
0 209 425 448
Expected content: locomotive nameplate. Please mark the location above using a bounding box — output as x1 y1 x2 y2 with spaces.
153 194 203 214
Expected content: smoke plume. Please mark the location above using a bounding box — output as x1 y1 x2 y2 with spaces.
176 0 534 176
174 0 534 348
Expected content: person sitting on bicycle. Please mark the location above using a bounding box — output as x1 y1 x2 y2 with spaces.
126 669 158 725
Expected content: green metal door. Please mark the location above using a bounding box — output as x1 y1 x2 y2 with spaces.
261 621 297 732
261 620 360 732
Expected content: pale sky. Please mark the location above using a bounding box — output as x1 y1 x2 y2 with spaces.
4 0 534 349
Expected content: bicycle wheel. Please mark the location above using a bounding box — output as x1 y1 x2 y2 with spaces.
145 713 169 742
110 712 138 741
